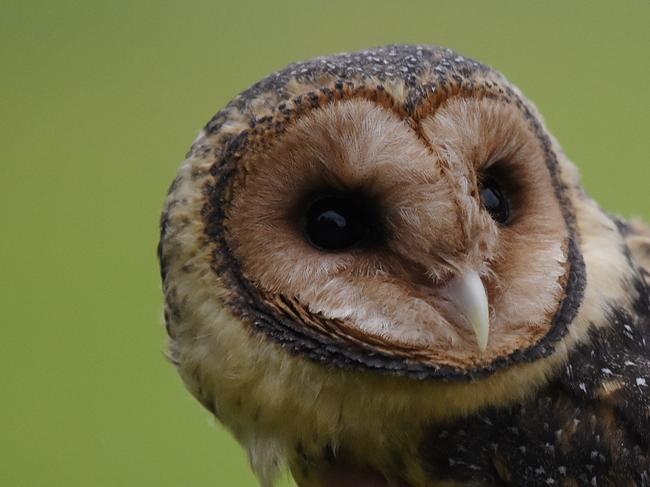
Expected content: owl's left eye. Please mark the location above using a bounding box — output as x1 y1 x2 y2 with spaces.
480 177 510 224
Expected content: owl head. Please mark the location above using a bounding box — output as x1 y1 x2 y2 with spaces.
159 45 628 485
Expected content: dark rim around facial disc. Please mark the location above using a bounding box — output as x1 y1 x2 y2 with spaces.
201 45 586 381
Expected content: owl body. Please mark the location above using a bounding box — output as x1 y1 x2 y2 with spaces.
159 46 650 486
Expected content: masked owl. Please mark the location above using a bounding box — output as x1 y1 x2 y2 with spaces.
158 45 650 486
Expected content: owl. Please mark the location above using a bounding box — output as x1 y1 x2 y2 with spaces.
158 45 650 486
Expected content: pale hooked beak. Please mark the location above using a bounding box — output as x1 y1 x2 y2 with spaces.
441 269 490 352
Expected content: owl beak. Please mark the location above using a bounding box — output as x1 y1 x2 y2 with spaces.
441 270 490 352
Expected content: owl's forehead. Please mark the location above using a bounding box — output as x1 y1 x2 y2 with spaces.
200 45 520 154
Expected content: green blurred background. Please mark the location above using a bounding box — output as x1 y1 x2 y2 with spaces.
1 1 648 485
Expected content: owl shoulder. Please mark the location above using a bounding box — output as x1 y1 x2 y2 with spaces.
558 216 650 456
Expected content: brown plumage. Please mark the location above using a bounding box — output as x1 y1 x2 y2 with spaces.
158 45 650 486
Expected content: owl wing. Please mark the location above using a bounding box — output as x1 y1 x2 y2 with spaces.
554 216 650 479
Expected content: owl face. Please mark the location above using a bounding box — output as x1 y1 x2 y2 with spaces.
160 45 592 484
190 49 585 380
225 96 573 372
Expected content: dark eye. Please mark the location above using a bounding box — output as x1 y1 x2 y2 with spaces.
480 177 510 224
304 195 370 251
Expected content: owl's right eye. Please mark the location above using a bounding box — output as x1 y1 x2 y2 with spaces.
304 195 371 251
480 176 510 224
